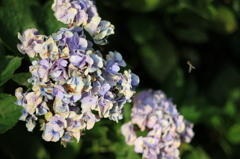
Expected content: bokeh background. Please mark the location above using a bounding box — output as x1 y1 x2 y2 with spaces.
1 0 240 158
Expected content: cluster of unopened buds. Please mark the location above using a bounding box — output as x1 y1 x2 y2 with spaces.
15 0 139 147
121 90 194 159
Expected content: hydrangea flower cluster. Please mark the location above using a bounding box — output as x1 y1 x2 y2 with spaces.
121 90 194 159
52 0 114 45
15 0 139 147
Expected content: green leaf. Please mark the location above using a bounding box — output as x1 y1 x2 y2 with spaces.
40 1 67 35
173 11 209 30
183 77 198 101
233 0 240 12
128 15 157 44
213 5 238 33
227 124 240 144
223 88 240 117
0 94 22 134
180 97 219 124
219 138 232 157
0 122 50 159
123 0 162 12
165 4 183 14
180 143 198 158
140 37 177 83
208 64 240 105
0 39 6 57
209 115 223 129
0 56 22 86
123 103 132 122
180 104 201 123
163 67 185 103
0 0 41 54
45 141 81 159
12 73 32 88
174 28 208 44
178 0 217 19
223 100 236 117
114 140 141 159
184 146 211 159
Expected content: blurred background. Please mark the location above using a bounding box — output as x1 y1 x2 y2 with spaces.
1 0 240 158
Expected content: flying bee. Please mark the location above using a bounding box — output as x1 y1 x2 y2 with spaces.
187 61 195 73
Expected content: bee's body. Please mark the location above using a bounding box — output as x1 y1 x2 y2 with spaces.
187 61 195 73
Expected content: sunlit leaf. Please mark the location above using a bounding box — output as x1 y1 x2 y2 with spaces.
213 5 238 33
209 115 223 129
223 88 240 117
227 124 240 144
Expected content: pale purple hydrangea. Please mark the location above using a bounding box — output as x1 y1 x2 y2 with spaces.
33 37 59 59
52 0 98 26
17 29 46 58
84 16 115 45
105 51 126 74
52 0 94 25
92 20 115 45
68 33 88 54
121 90 194 159
15 0 139 147
52 0 80 25
32 82 54 100
36 102 49 115
50 58 69 83
42 114 67 142
52 0 114 45
121 122 136 145
25 115 38 132
52 28 74 46
15 27 139 147
180 120 194 143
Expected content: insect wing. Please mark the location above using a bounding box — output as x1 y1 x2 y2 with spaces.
189 65 192 73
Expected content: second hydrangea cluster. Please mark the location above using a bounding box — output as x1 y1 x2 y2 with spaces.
121 90 194 159
15 0 139 147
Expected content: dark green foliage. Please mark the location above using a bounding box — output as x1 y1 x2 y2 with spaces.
12 73 32 88
0 94 22 134
0 56 22 86
1 0 240 159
